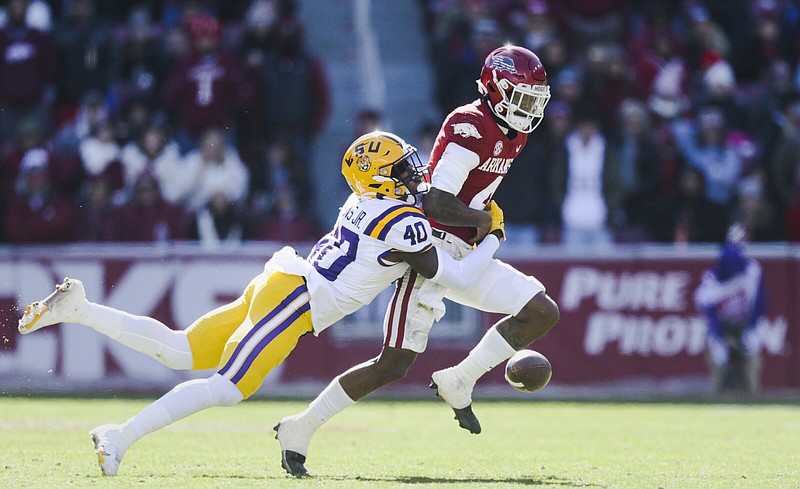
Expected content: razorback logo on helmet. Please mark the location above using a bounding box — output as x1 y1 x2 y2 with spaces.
489 54 517 74
452 122 482 139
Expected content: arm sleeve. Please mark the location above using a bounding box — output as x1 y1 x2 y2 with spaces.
430 142 481 195
428 234 499 289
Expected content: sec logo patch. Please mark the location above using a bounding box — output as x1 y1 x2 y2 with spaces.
493 140 503 156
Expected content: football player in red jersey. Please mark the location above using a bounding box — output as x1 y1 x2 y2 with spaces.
274 45 560 475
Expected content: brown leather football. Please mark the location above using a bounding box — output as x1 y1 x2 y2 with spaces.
505 350 552 392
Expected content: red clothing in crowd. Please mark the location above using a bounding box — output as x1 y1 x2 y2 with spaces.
249 212 322 242
4 193 74 243
163 52 253 138
112 200 189 242
0 25 56 108
3 147 83 196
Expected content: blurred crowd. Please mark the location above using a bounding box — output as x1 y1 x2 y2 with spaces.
2 0 799 248
422 0 800 244
0 0 327 247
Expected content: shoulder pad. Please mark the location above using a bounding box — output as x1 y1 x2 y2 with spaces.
364 204 426 241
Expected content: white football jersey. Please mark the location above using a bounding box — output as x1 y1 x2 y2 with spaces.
304 193 432 331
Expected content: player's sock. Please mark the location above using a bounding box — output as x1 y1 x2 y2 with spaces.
304 378 356 428
275 378 354 459
83 303 194 370
118 374 243 449
454 324 516 384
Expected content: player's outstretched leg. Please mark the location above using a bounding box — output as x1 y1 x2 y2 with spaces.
88 374 243 477
18 278 89 334
90 424 127 477
18 276 195 370
430 368 481 434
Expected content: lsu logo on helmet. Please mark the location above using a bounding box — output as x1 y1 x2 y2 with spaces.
452 122 482 139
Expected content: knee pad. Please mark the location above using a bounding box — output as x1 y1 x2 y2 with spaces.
207 374 245 406
158 332 194 370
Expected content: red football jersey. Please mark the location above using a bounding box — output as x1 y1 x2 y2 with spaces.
426 100 528 242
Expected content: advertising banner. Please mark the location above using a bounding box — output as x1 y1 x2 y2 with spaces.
0 245 796 395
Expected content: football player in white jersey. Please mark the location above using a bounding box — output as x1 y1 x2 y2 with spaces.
17 131 506 478
276 45 560 464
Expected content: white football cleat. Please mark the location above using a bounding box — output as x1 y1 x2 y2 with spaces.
430 367 473 409
273 414 317 457
90 424 127 477
430 367 482 434
273 414 317 477
18 278 89 334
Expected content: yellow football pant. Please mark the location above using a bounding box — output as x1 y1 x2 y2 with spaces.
185 271 313 398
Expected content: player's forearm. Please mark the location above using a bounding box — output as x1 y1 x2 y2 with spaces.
429 234 499 289
423 188 490 228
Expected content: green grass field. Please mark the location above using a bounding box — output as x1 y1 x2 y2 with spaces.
0 397 798 489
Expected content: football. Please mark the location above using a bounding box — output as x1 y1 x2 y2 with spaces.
505 350 552 392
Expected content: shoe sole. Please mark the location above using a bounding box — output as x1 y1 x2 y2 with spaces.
90 428 119 476
18 281 74 334
90 430 108 476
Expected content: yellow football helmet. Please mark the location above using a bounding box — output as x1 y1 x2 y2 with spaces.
341 131 429 202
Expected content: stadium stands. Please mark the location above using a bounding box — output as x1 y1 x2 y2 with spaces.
0 0 799 246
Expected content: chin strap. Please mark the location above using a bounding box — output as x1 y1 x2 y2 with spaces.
482 96 511 130
401 193 418 205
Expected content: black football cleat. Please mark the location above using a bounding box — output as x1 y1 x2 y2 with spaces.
273 422 310 477
281 450 309 477
451 405 482 434
429 380 482 434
